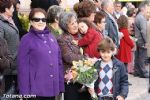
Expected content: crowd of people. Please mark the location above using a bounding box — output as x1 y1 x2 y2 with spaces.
0 0 150 100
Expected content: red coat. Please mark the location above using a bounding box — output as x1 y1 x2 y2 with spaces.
78 28 103 58
116 28 134 63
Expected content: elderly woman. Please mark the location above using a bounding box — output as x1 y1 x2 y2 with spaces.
12 0 27 38
0 0 19 93
18 8 64 100
47 5 64 38
57 12 92 100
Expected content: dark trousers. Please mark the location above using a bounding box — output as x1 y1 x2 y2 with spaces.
124 63 128 73
134 46 148 76
148 57 150 93
64 83 92 100
4 75 17 93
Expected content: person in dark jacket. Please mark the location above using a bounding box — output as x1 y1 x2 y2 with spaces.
30 0 59 11
101 0 121 48
0 0 19 94
93 37 128 100
12 0 27 38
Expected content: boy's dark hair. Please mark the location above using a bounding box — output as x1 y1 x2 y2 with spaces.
97 37 115 52
78 18 92 28
117 15 128 29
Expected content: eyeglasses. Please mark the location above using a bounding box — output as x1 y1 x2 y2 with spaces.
31 18 47 22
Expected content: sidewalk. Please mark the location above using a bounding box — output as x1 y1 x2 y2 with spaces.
126 74 149 100
126 64 150 100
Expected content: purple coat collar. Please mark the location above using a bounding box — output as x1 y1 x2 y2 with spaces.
29 27 49 34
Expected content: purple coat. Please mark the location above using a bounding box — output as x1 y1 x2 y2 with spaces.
17 28 64 96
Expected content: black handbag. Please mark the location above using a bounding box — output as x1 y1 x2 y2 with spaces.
0 56 10 73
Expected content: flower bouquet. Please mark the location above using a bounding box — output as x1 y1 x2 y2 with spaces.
71 58 98 100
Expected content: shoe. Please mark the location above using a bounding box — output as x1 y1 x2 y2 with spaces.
129 72 134 75
140 73 149 78
133 72 140 77
128 82 132 86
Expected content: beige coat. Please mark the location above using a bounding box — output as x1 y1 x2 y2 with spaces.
147 21 150 57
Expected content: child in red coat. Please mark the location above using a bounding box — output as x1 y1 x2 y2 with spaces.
73 19 103 58
116 15 134 72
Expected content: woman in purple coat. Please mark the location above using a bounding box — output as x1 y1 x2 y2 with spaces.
17 8 64 100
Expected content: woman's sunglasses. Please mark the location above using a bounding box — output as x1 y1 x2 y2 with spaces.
31 18 47 22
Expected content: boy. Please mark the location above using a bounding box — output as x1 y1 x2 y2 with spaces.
94 37 128 100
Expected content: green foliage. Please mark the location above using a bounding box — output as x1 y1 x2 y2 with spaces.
76 68 98 85
18 13 30 32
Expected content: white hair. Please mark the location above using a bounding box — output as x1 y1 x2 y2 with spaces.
101 0 113 9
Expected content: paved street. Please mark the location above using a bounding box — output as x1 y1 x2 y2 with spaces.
126 65 150 100
144 94 150 100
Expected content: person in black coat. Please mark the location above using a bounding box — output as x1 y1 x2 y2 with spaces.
30 0 59 11
12 0 27 38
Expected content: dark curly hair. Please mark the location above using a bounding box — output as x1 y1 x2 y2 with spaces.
117 15 128 29
77 0 96 18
